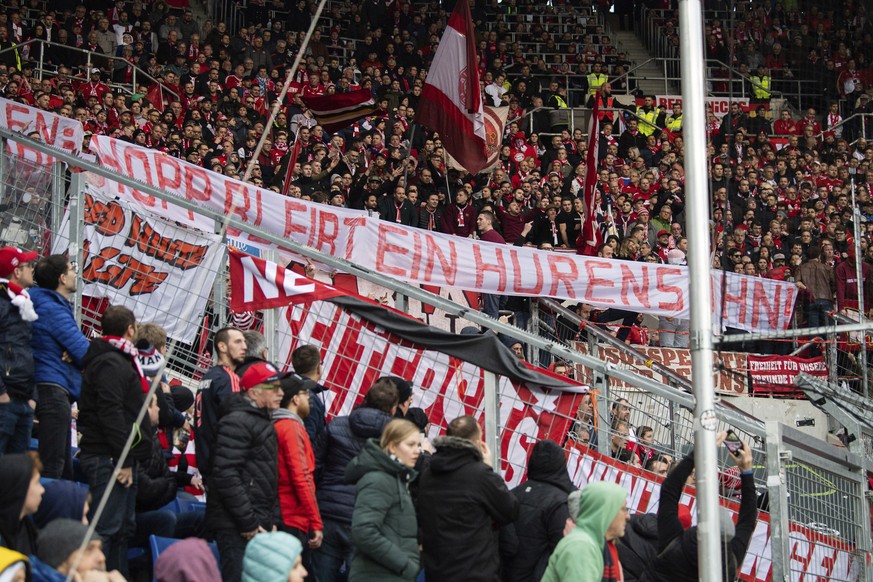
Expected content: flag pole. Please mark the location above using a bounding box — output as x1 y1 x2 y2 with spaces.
678 0 722 580
243 0 330 183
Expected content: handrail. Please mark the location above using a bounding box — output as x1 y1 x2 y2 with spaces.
812 111 873 142
0 38 178 100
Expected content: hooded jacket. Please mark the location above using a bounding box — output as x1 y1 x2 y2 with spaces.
315 406 393 524
77 338 152 466
241 532 302 582
417 436 519 582
154 537 222 582
29 287 89 400
32 480 89 529
345 439 419 582
0 454 38 555
206 393 279 533
541 481 628 582
500 439 576 582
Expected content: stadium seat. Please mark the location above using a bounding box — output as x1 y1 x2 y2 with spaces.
148 535 220 582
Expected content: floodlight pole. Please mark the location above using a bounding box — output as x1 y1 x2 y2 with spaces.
678 0 722 580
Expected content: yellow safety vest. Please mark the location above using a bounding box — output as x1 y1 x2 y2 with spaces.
751 75 771 99
587 73 607 95
552 94 568 108
637 107 659 136
666 114 682 132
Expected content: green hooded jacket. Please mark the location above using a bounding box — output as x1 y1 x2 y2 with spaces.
541 481 627 582
345 438 419 582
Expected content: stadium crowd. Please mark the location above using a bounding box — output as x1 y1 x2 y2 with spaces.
0 0 868 579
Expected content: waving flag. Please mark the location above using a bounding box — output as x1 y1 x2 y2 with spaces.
578 91 602 256
300 88 379 133
417 0 487 175
228 247 345 311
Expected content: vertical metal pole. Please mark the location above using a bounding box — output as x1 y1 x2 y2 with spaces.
213 220 227 329
587 331 610 455
0 137 6 204
38 41 44 81
765 421 791 582
395 293 408 314
679 0 722 578
483 370 500 469
67 171 85 326
851 182 869 397
828 325 839 386
530 299 540 365
51 161 65 241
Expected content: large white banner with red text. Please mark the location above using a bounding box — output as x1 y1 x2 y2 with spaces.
53 177 222 343
88 136 798 332
272 296 857 582
0 97 84 163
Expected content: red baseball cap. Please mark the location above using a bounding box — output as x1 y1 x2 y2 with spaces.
658 229 670 238
0 247 38 278
239 361 289 391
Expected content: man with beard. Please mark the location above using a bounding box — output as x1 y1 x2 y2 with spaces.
193 327 247 483
275 374 323 569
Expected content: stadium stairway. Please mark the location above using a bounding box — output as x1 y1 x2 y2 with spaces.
614 30 673 96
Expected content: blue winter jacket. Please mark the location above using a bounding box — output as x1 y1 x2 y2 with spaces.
29 288 89 401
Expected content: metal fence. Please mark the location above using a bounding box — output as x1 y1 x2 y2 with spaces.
3 130 871 582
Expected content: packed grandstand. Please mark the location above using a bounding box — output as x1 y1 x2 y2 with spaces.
0 0 871 581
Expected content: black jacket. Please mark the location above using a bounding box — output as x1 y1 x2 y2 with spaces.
642 455 757 582
136 428 191 512
0 454 38 554
0 283 34 399
315 406 393 524
206 393 279 533
78 339 152 466
499 440 575 582
417 436 519 582
616 513 659 582
193 365 238 480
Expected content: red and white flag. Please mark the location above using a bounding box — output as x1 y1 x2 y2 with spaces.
300 88 379 133
417 0 487 175
578 91 602 256
281 132 303 196
228 248 345 311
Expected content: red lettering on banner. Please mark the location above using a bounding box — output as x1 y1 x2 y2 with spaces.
583 260 615 304
225 180 252 223
472 244 507 291
510 250 544 295
376 224 409 277
317 211 339 256
342 217 367 259
409 229 423 279
83 194 126 236
722 276 748 323
307 207 319 247
184 164 211 202
5 104 30 132
620 264 652 308
548 255 580 297
751 281 780 330
156 155 182 194
655 267 684 311
33 113 59 147
283 199 309 239
59 124 77 151
424 235 457 285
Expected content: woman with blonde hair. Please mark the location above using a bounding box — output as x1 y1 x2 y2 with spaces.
344 419 421 581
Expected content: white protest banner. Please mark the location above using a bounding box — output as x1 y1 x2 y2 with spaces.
53 183 222 343
0 97 84 163
89 136 798 332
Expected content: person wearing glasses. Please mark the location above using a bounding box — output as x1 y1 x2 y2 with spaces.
207 360 287 582
29 255 89 479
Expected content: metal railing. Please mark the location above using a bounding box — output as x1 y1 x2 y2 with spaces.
0 39 178 100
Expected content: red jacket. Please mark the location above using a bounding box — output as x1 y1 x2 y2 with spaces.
275 410 322 534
